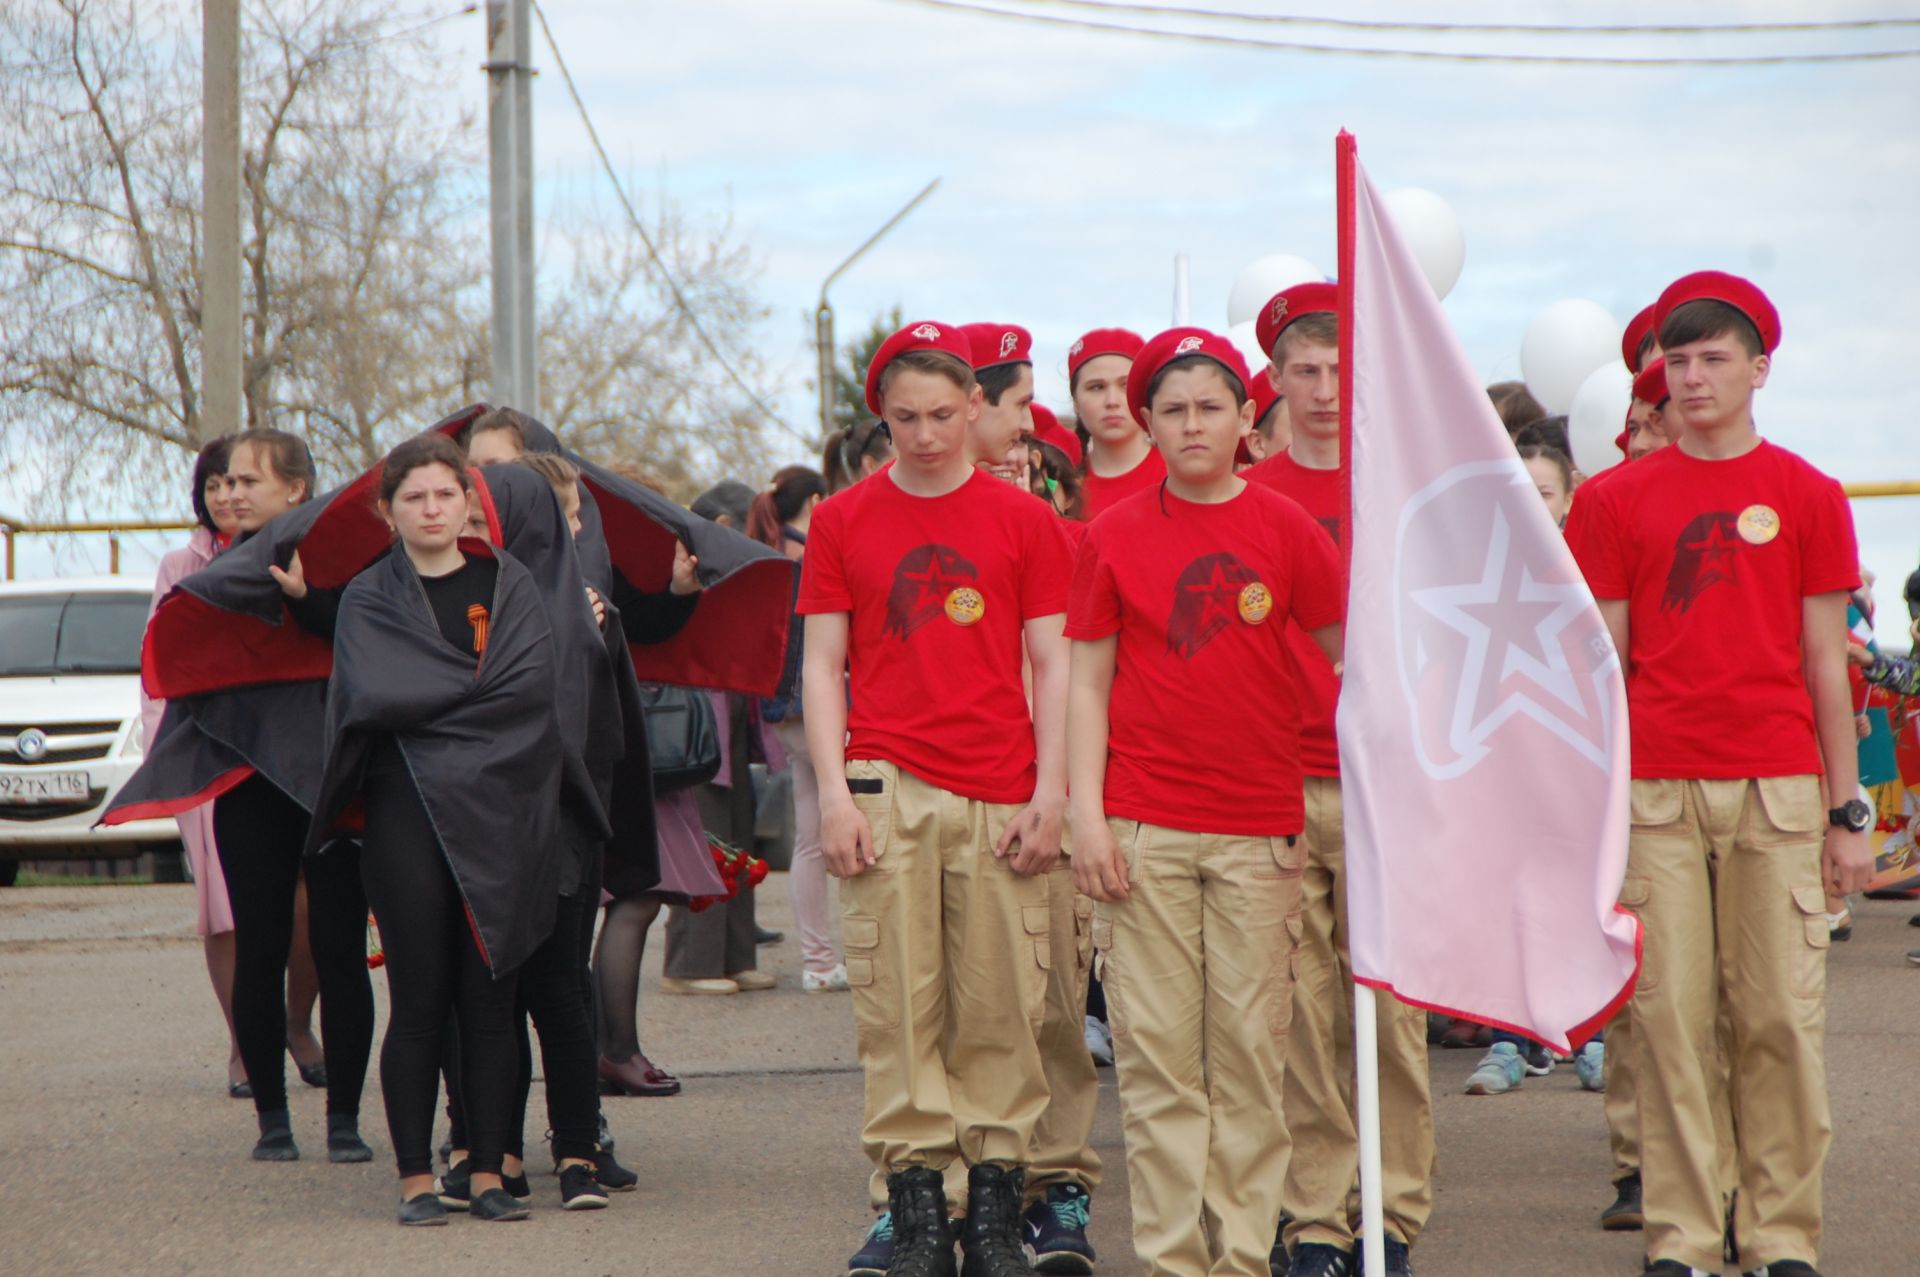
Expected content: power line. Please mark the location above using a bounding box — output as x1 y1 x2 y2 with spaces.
994 0 1920 38
889 0 1920 64
528 0 809 443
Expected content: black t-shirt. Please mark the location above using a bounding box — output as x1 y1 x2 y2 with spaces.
419 553 500 660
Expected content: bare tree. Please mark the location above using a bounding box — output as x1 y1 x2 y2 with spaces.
0 0 784 515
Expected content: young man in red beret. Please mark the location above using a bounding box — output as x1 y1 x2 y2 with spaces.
962 323 1038 486
1567 272 1866 1277
962 324 1107 1274
1068 328 1162 521
1067 327 1339 1277
1241 373 1290 465
1626 357 1675 462
801 321 1075 1277
1242 283 1434 1277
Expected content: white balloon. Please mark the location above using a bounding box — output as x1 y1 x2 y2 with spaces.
1227 254 1323 328
1521 299 1621 415
1382 187 1465 300
1567 363 1633 476
1226 321 1270 374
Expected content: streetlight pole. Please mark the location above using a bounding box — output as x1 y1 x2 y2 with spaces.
815 178 941 441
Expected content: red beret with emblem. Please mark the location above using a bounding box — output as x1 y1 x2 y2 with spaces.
1029 403 1083 467
1254 281 1338 367
959 322 1033 371
1653 270 1781 355
1126 327 1254 430
1632 357 1670 407
1621 303 1657 371
1066 327 1145 385
864 320 977 414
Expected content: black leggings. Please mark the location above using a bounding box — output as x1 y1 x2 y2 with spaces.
443 891 601 1163
213 775 372 1118
361 762 519 1179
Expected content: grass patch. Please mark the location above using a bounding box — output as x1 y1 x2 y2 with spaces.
14 871 156 887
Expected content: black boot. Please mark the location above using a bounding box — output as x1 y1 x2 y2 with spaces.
252 1108 299 1162
960 1163 1034 1277
886 1166 957 1277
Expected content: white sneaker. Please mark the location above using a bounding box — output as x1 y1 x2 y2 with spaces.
803 964 850 992
1084 1015 1114 1066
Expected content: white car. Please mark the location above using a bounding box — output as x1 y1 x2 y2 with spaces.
0 575 183 884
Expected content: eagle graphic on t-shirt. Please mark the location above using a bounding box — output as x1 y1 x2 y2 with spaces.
884 544 981 639
1167 552 1261 659
1661 511 1743 614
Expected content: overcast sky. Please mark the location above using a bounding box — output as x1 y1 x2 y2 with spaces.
9 0 1918 638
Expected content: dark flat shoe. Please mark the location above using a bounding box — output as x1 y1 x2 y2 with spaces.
398 1192 448 1227
228 1080 254 1100
598 1053 681 1097
288 1038 328 1089
470 1187 530 1221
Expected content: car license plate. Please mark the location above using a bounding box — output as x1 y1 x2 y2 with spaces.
0 771 88 803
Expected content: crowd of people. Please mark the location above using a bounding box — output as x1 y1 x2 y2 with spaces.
117 268 1899 1277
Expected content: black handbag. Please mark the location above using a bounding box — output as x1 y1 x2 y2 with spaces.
638 683 721 791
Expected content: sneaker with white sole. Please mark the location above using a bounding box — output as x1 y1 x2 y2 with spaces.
1575 1038 1605 1091
805 964 851 992
558 1162 610 1211
1464 1042 1525 1095
1083 1015 1114 1067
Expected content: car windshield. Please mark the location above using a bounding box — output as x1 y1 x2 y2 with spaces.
0 593 148 676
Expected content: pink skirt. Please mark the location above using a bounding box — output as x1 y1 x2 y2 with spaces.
178 804 234 936
651 788 726 902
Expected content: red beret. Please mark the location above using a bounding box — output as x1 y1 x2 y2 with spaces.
1632 357 1670 407
1621 303 1656 371
1653 270 1780 355
1248 367 1282 433
864 320 976 414
1126 328 1253 430
1254 281 1338 366
959 322 1033 371
1067 327 1145 384
1029 403 1083 467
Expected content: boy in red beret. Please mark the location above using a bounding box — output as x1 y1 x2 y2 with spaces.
1069 328 1163 520
1567 272 1866 1277
801 321 1075 1277
961 323 1038 486
1240 284 1433 1277
1067 327 1341 1277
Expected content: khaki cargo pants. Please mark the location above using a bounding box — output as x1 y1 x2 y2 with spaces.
841 759 1052 1201
1094 819 1305 1277
1281 775 1435 1252
1625 775 1831 1272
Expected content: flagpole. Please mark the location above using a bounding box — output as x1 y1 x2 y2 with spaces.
1335 127 1387 1277
1172 252 1191 324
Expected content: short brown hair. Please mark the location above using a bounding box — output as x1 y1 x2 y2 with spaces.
378 433 471 505
1659 299 1763 359
1517 442 1574 492
875 350 974 405
1487 381 1547 436
1272 312 1338 367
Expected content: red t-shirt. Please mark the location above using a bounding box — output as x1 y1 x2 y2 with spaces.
1079 447 1166 522
1243 451 1346 777
797 465 1074 803
1066 482 1344 835
1567 440 1859 779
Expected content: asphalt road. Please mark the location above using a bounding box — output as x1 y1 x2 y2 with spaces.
1 879 1913 1276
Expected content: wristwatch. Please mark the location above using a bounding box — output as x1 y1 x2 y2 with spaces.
1828 798 1872 833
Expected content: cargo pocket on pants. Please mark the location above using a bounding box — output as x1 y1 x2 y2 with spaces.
1618 877 1656 993
1629 779 1685 830
1789 884 1830 999
1752 775 1823 847
1272 911 1304 1038
1072 893 1094 976
1092 909 1124 1040
841 914 895 1030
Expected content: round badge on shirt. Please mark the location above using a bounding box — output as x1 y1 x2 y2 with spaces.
1238 582 1273 624
1737 504 1780 545
946 587 986 626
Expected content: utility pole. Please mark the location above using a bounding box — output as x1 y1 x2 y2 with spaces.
200 0 243 443
815 178 941 441
486 0 537 416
